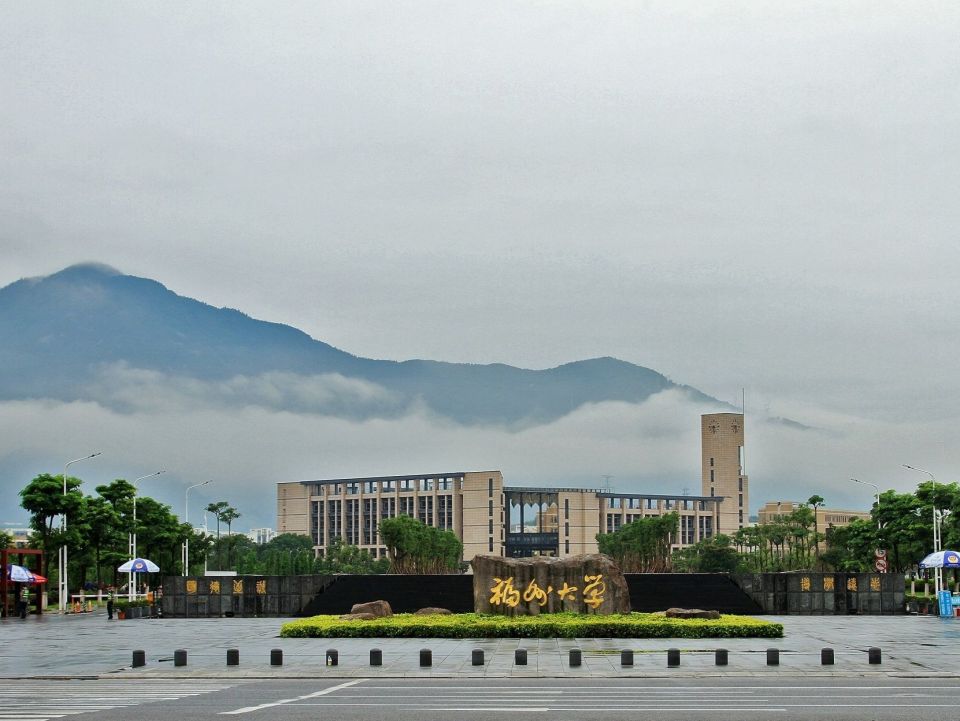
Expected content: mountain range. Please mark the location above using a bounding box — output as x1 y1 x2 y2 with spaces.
0 263 724 425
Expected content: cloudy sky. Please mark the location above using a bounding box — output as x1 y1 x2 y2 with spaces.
2 2 959 528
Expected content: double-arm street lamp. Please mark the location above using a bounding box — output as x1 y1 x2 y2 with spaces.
182 481 212 576
59 452 102 613
903 464 943 596
129 471 165 601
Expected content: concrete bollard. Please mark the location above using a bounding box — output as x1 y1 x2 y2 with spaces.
174 649 187 667
370 648 382 666
132 650 145 668
766 648 779 666
326 649 338 667
227 649 239 666
715 649 728 666
472 649 484 666
515 649 527 665
569 649 582 667
270 649 283 666
667 648 680 667
621 649 634 667
821 648 834 665
868 647 882 665
420 648 432 667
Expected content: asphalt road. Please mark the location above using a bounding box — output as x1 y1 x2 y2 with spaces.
5 677 960 721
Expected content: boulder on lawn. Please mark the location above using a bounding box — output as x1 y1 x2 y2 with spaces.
338 612 377 621
415 607 452 615
350 600 393 618
664 607 720 619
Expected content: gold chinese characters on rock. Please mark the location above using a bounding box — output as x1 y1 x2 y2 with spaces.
490 575 605 609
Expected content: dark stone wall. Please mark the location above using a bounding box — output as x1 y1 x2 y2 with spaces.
160 571 905 617
731 572 905 615
627 574 764 614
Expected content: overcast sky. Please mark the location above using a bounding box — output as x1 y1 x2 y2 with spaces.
2 2 959 527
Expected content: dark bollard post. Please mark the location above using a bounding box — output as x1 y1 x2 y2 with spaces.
667 648 680 667
767 648 779 666
326 649 338 667
370 648 382 666
569 648 582 667
515 649 527 665
420 648 432 667
472 649 484 666
174 649 187 667
132 650 145 668
227 649 239 666
868 647 882 665
270 649 283 666
621 649 634 667
715 649 728 666
821 648 834 665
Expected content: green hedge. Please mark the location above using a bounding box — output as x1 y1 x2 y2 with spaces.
280 612 783 639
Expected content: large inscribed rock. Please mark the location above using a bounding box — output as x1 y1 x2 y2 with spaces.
471 554 631 616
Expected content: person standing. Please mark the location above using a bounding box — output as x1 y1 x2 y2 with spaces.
19 586 29 619
106 588 115 620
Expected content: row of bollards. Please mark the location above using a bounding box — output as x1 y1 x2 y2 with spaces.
133 645 883 668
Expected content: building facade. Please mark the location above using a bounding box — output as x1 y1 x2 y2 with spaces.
757 500 872 548
277 471 724 562
701 412 748 531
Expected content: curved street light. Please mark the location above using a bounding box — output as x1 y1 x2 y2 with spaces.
903 464 942 596
128 471 165 602
59 452 101 613
183 481 212 576
849 478 881 529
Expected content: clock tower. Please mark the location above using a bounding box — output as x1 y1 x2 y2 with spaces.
701 413 748 534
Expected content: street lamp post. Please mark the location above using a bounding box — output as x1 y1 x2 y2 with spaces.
129 471 165 602
59 452 101 613
850 478 881 529
182 481 212 576
903 464 942 596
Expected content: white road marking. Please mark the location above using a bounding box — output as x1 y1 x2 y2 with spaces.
219 678 367 715
0 681 233 721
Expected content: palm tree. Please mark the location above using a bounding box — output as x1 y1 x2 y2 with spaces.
808 495 825 569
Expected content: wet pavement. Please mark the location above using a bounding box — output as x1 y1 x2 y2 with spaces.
2 611 959 678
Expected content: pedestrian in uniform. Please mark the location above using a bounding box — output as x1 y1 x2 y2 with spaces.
19 586 29 619
106 588 115 620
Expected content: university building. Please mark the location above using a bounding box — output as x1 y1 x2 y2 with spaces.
276 412 747 562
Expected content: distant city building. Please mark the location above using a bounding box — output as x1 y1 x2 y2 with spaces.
2 528 31 548
247 527 277 544
757 500 871 528
756 500 871 547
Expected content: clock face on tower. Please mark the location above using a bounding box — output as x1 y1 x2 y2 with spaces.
709 424 719 433
732 424 739 433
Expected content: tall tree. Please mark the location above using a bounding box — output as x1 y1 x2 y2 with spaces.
596 513 678 572
19 473 83 579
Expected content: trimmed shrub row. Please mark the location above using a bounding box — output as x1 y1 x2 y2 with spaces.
280 612 783 639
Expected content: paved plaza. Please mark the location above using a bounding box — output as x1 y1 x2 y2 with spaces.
3 612 960 679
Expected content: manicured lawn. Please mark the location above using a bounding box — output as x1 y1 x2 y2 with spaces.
280 612 783 639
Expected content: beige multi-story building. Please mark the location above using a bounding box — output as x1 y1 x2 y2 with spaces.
277 472 724 562
701 412 748 532
757 500 872 546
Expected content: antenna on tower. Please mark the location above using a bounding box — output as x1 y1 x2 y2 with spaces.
601 475 614 493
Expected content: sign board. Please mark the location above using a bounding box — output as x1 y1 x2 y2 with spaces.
938 590 954 618
874 549 887 573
